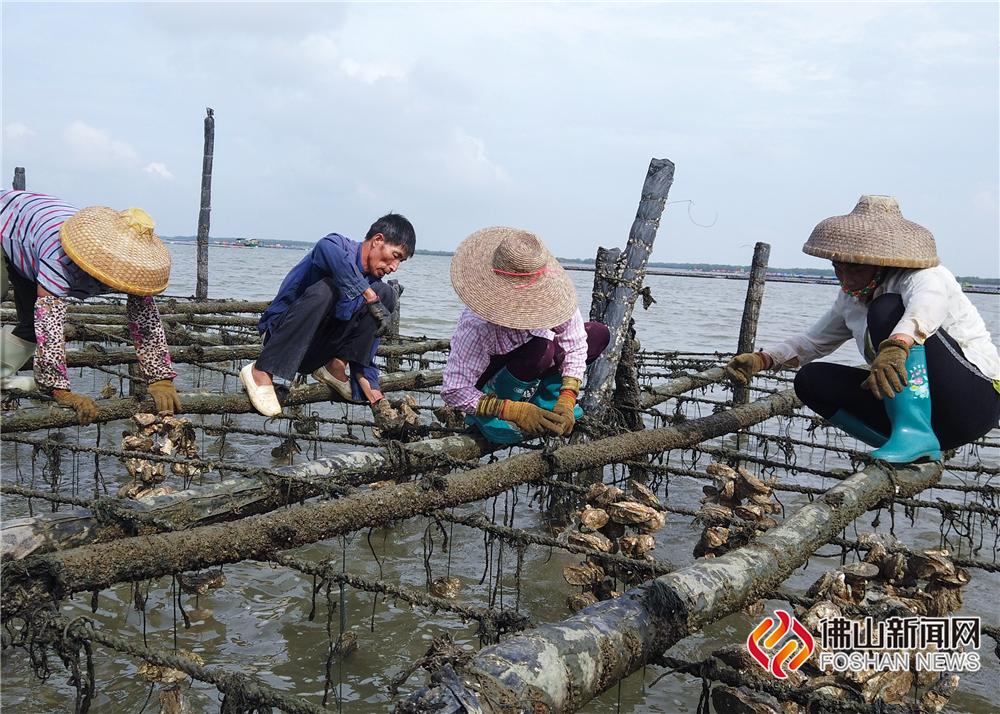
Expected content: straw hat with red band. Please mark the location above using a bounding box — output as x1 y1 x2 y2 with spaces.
803 195 939 269
450 227 578 330
60 206 172 296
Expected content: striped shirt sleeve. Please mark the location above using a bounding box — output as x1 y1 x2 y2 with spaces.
553 310 588 380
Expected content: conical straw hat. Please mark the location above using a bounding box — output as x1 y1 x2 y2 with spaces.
450 227 578 330
60 206 171 296
803 195 938 268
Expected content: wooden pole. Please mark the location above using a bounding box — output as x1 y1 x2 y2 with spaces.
588 246 620 322
195 108 214 300
400 459 943 713
3 362 727 559
0 390 799 616
0 367 443 432
12 167 25 190
733 241 770 405
580 158 674 419
386 280 403 372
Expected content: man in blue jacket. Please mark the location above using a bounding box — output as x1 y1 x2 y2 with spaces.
241 213 416 417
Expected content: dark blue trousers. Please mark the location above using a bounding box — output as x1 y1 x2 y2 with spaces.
256 279 395 381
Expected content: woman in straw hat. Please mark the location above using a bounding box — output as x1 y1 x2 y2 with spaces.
0 189 181 425
726 195 1000 463
443 227 610 444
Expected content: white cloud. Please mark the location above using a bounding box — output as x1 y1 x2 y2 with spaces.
63 121 138 166
339 57 406 84
143 162 174 180
4 122 36 142
445 129 509 186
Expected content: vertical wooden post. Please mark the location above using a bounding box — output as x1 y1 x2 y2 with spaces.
589 247 621 322
12 167 25 190
733 242 771 405
195 109 214 300
580 158 674 419
385 280 403 372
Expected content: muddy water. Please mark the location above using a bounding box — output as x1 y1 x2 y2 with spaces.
2 247 998 712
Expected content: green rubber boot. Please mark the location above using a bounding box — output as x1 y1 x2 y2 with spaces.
829 409 887 447
467 368 539 445
871 345 942 463
529 374 583 419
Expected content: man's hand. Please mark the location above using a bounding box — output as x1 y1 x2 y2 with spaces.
552 376 581 436
52 389 99 425
148 379 182 415
862 338 910 400
367 300 393 337
724 352 771 385
477 394 565 436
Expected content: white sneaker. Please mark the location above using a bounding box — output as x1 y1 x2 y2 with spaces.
240 363 282 417
312 365 354 401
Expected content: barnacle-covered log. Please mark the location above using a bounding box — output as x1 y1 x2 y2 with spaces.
1 390 798 618
399 459 943 713
1 433 486 560
58 338 451 369
0 368 443 432
580 158 674 419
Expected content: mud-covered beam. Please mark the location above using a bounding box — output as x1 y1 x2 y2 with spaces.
2 434 487 560
0 368 443 432
58 338 451 369
399 459 943 713
2 390 797 617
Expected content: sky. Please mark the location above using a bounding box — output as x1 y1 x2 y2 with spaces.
2 2 998 276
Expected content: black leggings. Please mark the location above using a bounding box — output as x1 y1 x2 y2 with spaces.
793 294 1000 450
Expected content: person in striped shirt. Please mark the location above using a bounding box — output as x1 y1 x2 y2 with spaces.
443 227 609 444
1 189 180 424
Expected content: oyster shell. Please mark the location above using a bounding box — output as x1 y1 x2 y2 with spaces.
618 534 656 557
566 592 599 612
430 576 462 599
568 531 613 553
629 481 661 509
563 561 605 586
585 483 623 507
607 501 660 526
579 506 609 530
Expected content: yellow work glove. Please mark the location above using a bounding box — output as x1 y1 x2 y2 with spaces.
52 389 100 426
552 376 582 436
861 338 910 400
724 352 771 385
148 379 182 415
477 394 566 436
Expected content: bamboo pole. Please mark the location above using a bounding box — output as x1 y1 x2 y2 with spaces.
399 458 943 713
733 241 770 405
195 108 214 300
580 158 674 419
640 366 727 409
13 167 26 190
1 390 799 617
0 368 443 432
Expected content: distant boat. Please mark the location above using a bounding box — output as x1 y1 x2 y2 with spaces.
234 238 260 248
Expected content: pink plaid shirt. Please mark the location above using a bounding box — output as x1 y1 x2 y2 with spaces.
442 307 588 413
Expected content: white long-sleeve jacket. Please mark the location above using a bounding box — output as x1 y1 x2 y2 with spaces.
767 266 1000 381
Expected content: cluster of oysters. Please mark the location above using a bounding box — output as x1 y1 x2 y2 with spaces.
562 480 665 612
710 534 970 714
118 413 202 499
695 462 782 559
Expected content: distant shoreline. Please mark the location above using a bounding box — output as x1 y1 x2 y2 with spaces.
161 238 1000 293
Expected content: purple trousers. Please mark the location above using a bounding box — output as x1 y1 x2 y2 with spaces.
474 322 611 389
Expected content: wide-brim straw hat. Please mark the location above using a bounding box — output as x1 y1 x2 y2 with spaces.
803 195 939 269
60 206 171 296
450 227 578 330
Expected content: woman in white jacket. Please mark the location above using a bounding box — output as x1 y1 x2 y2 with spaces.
726 195 1000 464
